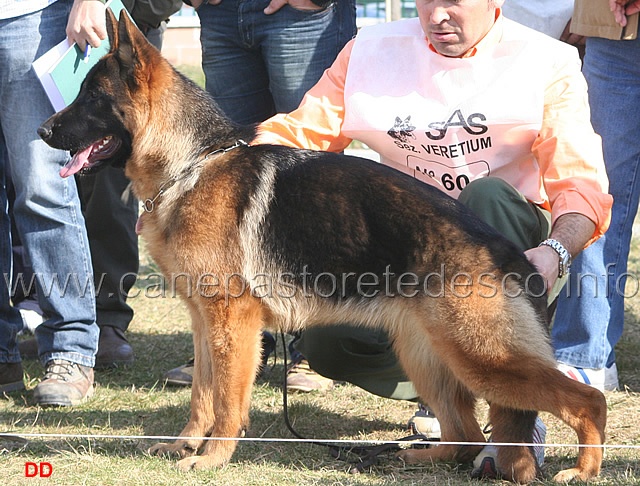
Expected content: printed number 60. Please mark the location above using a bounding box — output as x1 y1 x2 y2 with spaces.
442 173 470 192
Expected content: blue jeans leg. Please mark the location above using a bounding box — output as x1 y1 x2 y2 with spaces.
0 0 98 368
553 36 640 369
198 0 356 124
0 133 23 364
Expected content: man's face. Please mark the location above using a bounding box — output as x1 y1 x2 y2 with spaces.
417 0 503 57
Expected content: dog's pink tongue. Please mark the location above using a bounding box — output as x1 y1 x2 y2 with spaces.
59 146 92 178
135 213 145 235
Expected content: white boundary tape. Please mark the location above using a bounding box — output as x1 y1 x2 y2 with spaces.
1 432 640 450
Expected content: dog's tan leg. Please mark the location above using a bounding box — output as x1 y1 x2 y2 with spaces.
397 383 485 465
487 405 540 483
421 291 606 483
149 304 214 459
392 332 485 465
457 358 606 483
535 372 606 483
176 295 265 471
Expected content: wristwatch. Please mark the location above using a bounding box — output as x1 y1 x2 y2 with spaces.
538 239 572 278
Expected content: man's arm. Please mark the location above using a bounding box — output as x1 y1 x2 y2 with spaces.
256 39 355 151
524 213 596 290
532 43 612 249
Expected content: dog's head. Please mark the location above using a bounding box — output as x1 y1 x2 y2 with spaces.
39 9 158 177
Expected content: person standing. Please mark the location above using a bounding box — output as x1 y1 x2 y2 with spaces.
552 0 640 392
0 0 102 406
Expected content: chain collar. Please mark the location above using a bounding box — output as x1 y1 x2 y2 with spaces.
142 139 248 213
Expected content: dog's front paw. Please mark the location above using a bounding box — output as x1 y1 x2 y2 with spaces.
148 440 201 459
176 455 227 471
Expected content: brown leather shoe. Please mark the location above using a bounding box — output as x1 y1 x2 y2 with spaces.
95 326 134 369
33 360 94 407
0 362 25 394
286 358 334 393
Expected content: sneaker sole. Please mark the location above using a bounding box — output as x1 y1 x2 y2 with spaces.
471 456 499 479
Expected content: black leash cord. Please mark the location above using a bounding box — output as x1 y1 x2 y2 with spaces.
278 332 433 473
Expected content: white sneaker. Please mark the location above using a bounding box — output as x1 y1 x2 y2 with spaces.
407 403 441 439
557 362 619 392
471 417 546 479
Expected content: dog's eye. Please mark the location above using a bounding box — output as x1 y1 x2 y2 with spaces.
84 87 104 102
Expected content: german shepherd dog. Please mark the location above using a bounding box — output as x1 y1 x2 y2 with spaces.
39 10 606 484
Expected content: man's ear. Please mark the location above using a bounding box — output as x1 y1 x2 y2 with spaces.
106 8 119 52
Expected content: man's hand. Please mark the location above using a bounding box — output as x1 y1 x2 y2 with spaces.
524 213 596 292
66 0 107 51
524 246 561 292
609 0 640 27
264 0 324 15
185 0 323 14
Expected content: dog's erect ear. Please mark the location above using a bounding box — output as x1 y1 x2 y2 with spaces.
114 9 152 87
105 8 119 52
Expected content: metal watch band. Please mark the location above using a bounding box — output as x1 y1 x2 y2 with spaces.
538 238 571 278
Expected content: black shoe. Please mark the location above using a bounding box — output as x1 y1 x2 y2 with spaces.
0 362 25 394
95 326 134 369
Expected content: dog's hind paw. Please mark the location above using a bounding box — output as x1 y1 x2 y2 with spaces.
148 441 199 459
553 467 598 483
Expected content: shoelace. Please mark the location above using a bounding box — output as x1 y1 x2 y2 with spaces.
43 360 77 382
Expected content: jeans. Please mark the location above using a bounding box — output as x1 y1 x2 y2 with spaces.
77 167 138 331
553 36 640 369
0 0 99 368
197 0 356 124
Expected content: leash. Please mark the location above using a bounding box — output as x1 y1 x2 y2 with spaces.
142 139 248 213
278 332 434 473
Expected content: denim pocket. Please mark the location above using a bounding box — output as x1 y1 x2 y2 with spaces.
283 1 334 18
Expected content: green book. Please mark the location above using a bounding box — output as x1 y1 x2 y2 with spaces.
33 0 127 112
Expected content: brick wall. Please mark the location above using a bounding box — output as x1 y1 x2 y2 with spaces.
161 26 202 67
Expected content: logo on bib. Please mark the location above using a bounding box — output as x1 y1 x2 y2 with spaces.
387 116 416 143
425 109 488 141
